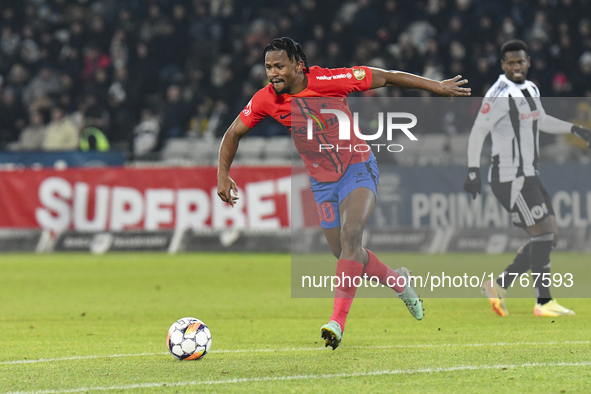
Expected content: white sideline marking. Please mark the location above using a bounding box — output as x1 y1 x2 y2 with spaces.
5 361 591 394
1 340 588 365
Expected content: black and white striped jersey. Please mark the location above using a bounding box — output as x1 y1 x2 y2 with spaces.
473 74 545 183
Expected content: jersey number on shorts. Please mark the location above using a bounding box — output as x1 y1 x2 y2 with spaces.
316 201 336 223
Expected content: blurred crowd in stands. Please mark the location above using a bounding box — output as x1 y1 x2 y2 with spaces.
1 0 591 159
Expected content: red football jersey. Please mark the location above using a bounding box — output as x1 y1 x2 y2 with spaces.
239 65 373 182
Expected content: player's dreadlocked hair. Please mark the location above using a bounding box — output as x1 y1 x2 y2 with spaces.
263 37 310 73
501 40 528 58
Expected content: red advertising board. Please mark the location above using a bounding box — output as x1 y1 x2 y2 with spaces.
0 166 319 231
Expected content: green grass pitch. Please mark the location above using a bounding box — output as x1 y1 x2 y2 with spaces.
1 252 590 393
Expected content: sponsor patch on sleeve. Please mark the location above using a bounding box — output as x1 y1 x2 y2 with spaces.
353 68 366 80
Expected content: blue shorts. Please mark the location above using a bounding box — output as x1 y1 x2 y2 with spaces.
310 153 379 229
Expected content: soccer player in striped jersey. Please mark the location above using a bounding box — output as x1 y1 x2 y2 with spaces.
217 37 471 349
464 40 591 317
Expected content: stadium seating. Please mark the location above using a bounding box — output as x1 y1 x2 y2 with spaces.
416 134 449 166
161 138 193 161
261 137 292 164
448 134 470 165
393 135 421 165
234 136 267 164
161 137 219 165
190 138 220 165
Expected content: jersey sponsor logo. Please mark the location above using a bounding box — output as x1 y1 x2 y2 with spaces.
481 103 491 114
511 212 522 224
315 73 352 81
520 110 540 120
333 73 351 80
279 113 290 119
353 68 366 80
243 99 253 116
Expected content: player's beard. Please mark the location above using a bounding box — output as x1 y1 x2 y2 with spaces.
272 80 291 95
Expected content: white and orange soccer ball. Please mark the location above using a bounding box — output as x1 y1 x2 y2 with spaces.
166 317 212 360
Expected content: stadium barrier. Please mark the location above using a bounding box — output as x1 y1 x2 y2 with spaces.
52 231 174 253
5 227 589 254
0 229 45 252
0 151 126 168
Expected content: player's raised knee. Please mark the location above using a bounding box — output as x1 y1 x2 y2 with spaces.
339 226 364 253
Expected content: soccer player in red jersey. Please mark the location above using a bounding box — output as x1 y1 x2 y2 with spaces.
217 37 471 350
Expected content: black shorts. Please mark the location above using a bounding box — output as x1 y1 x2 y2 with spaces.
490 176 554 228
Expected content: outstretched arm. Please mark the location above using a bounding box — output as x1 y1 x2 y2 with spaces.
463 124 490 199
540 113 591 147
539 114 573 134
368 67 471 97
217 115 251 207
467 124 490 168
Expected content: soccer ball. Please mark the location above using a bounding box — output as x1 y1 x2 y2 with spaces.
166 317 212 360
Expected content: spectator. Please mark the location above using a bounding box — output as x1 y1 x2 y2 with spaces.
168 4 191 68
551 72 572 97
42 106 79 151
6 63 29 99
87 67 110 108
79 126 110 152
0 87 27 147
107 66 134 145
1 25 21 59
68 22 86 51
566 101 591 151
128 42 159 108
22 65 61 107
187 99 213 139
9 110 46 151
18 25 40 66
1 0 591 154
132 108 160 158
88 15 111 53
117 8 138 37
575 51 591 96
160 84 191 142
109 29 129 71
82 45 110 83
82 93 110 134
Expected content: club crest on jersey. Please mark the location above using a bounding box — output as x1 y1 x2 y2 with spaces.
353 68 366 80
243 99 252 116
481 103 491 114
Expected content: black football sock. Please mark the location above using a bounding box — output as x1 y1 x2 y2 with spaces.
529 233 554 305
496 243 532 290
